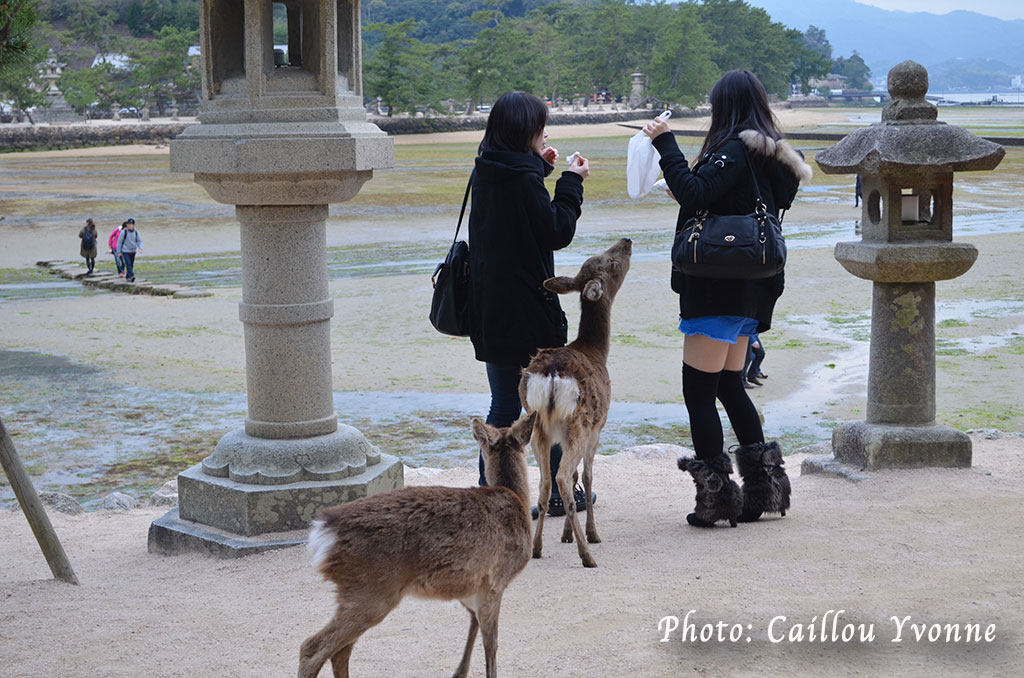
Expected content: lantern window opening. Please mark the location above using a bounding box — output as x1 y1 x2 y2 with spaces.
271 1 304 69
208 0 246 97
337 0 357 94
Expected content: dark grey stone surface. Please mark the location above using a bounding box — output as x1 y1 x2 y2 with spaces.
147 508 308 558
800 455 870 483
832 421 972 470
201 425 382 485
175 454 403 536
834 242 977 283
99 492 137 511
866 282 936 426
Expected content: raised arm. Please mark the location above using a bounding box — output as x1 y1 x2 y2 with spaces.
524 171 584 251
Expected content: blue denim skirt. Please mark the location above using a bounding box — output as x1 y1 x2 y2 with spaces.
678 315 758 344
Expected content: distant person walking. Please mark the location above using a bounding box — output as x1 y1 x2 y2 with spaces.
855 174 863 207
109 221 126 277
117 218 142 282
743 333 767 388
79 218 98 274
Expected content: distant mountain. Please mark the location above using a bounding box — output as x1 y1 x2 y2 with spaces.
748 0 1024 85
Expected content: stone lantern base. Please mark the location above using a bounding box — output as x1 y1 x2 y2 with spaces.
822 421 971 471
148 453 403 558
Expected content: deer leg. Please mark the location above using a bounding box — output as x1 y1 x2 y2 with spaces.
583 442 600 544
299 597 397 678
560 456 578 543
329 645 354 678
451 607 479 678
532 430 552 559
556 461 596 567
476 592 503 678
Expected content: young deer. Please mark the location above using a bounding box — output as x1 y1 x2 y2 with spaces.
520 238 632 568
298 414 535 678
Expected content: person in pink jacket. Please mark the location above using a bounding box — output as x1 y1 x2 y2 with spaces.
109 222 126 277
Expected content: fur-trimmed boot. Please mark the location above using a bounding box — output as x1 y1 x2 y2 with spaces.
677 454 743 528
734 441 791 522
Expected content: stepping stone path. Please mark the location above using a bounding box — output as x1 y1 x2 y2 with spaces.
36 260 213 298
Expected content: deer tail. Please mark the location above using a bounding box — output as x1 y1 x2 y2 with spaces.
524 373 580 427
307 519 336 573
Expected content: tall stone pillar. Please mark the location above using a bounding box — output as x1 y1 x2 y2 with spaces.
809 61 1004 471
149 0 403 557
628 72 645 108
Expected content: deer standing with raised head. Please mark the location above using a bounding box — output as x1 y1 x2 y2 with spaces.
519 238 632 568
298 414 535 678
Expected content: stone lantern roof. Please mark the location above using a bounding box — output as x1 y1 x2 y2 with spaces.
816 61 1004 175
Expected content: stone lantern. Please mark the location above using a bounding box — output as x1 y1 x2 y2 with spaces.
150 0 402 556
628 72 645 109
813 61 1004 470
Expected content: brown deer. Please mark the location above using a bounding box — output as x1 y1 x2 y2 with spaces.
298 414 536 678
519 238 632 568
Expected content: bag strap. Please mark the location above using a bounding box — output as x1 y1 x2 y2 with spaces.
735 141 768 214
452 171 474 244
700 135 771 215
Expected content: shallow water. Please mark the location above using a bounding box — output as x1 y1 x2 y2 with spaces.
4 291 1020 508
5 207 1022 304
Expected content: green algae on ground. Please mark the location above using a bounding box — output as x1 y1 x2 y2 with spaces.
71 430 224 503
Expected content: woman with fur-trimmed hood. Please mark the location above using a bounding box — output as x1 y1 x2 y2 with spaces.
642 70 812 529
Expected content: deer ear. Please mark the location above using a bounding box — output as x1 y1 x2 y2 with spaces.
511 412 536 448
471 418 498 448
543 276 577 294
582 279 604 301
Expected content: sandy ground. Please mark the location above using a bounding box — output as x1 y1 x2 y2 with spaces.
2 433 1023 677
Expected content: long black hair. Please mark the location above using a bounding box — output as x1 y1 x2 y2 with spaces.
478 91 549 155
700 70 781 156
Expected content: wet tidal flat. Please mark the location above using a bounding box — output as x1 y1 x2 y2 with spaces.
1 113 1023 508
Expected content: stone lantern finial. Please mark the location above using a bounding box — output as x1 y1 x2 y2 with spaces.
883 60 936 122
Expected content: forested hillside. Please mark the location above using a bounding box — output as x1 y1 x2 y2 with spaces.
3 0 849 119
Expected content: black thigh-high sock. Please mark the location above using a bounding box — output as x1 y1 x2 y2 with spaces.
682 363 723 461
717 369 765 446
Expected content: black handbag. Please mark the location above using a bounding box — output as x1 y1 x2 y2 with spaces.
671 144 786 280
429 174 473 336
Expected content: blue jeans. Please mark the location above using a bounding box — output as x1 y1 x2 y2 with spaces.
122 251 136 279
112 248 124 274
480 362 563 494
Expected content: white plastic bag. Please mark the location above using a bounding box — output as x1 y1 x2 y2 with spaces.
626 110 672 199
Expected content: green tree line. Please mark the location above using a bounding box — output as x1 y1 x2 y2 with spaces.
364 0 839 115
1 0 199 120
3 0 863 122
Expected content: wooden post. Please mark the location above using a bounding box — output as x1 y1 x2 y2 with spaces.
0 417 79 585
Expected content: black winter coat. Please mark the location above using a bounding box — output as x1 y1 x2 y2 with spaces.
468 150 584 366
653 130 812 332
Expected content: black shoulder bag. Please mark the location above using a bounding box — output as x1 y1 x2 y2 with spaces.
429 173 473 337
670 144 786 280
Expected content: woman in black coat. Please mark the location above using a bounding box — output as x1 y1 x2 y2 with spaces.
642 70 812 528
469 91 591 516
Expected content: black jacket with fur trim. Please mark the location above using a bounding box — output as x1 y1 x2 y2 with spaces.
468 150 584 366
652 129 813 332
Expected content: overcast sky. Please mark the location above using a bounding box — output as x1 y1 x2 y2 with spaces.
857 0 1024 20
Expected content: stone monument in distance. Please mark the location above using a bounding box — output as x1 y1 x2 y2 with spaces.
150 0 402 557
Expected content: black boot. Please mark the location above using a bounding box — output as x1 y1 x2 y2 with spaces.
734 441 791 522
677 454 742 528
